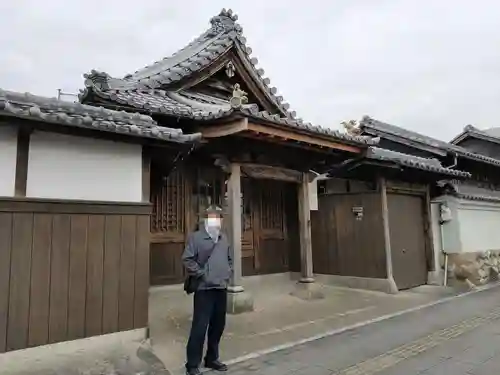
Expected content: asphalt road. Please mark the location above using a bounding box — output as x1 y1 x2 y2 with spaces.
223 286 500 375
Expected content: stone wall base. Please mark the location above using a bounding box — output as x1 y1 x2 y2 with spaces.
290 280 325 300
427 270 444 286
446 250 500 287
314 274 399 294
0 329 167 375
227 290 254 314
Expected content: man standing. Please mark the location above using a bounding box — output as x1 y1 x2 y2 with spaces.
182 205 232 375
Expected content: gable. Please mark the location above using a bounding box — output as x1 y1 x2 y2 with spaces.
81 9 292 117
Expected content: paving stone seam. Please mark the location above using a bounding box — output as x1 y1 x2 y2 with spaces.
331 306 500 375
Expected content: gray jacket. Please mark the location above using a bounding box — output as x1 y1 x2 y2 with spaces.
181 228 233 290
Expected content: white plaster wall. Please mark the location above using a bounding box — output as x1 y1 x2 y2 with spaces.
27 131 142 202
432 195 500 254
0 125 18 197
457 201 500 252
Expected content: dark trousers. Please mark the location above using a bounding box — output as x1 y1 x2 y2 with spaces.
186 289 227 369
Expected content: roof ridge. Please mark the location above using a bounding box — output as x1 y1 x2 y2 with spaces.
81 8 298 119
128 8 240 78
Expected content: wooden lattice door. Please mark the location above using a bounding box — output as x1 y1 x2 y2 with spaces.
150 167 189 285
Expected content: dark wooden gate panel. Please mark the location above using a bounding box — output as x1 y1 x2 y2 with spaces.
149 165 226 285
255 180 291 275
387 193 427 290
150 167 189 285
311 193 386 278
0 199 150 353
241 180 295 276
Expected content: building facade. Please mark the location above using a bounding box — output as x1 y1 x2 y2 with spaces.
0 89 200 353
79 9 380 310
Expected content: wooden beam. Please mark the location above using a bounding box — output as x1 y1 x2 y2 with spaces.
199 118 248 138
227 163 244 291
14 129 30 197
248 122 361 153
199 117 362 154
240 132 334 154
240 163 303 183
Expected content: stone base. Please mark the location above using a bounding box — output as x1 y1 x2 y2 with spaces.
427 270 444 286
227 290 254 314
447 251 500 286
290 280 325 300
314 274 399 294
0 329 168 375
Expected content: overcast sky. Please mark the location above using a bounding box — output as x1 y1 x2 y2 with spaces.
1 1 499 140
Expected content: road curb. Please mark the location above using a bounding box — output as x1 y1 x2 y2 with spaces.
222 282 500 367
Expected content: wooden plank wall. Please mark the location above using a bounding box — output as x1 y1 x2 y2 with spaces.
0 199 150 353
311 192 387 279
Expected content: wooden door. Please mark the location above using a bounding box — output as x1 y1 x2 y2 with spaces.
387 193 428 290
150 168 189 285
149 165 226 285
255 180 289 275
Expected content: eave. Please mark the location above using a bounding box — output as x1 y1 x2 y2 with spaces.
360 116 500 168
198 117 368 154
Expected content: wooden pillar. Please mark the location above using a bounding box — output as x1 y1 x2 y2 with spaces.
291 173 324 300
379 177 398 293
298 172 314 282
227 162 243 290
226 163 253 313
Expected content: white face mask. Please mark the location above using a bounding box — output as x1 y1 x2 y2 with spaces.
206 217 221 230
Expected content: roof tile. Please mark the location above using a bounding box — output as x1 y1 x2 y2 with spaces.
88 88 376 146
0 89 201 144
366 147 471 178
81 9 299 119
361 116 500 167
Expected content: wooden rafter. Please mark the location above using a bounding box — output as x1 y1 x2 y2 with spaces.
198 118 363 154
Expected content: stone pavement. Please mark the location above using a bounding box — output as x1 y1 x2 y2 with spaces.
150 274 465 373
217 284 500 375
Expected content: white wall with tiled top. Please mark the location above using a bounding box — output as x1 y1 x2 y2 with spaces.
0 125 18 197
27 131 142 202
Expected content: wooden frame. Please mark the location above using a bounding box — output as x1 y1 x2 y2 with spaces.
381 177 434 289
241 163 303 183
199 118 362 154
0 197 151 214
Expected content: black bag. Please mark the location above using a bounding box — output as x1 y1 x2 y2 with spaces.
183 242 216 295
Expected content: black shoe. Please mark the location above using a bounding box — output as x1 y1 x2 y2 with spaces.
186 367 201 375
204 360 228 372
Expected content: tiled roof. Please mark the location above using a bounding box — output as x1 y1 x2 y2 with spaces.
443 182 500 203
90 88 378 146
81 9 295 118
0 89 201 144
360 116 500 167
451 124 500 145
366 147 471 178
79 9 381 148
